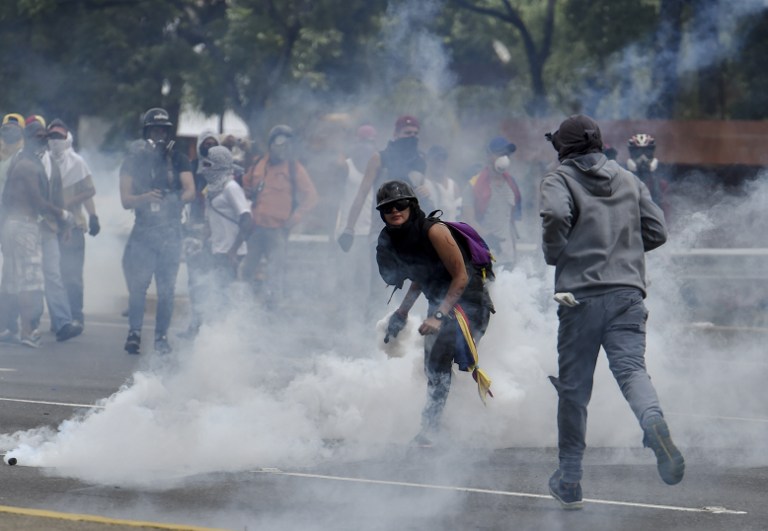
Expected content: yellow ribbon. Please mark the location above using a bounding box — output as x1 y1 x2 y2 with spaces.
454 306 493 405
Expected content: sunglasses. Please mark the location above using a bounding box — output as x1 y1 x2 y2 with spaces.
379 199 411 214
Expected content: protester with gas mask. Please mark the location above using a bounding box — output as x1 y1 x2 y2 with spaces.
540 114 684 510
242 124 318 310
46 119 99 331
119 107 195 354
626 133 669 220
461 136 522 269
0 120 75 347
337 115 433 253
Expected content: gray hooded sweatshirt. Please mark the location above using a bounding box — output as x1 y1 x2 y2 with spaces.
539 152 667 298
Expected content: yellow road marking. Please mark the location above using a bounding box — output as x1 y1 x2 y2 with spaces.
0 505 230 530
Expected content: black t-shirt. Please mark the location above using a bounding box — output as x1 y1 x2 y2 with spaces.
121 142 191 228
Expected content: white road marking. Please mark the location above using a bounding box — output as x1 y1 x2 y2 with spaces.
0 397 104 409
666 411 768 424
0 368 17 372
255 469 748 515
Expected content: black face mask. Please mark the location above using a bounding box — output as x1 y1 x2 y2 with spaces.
391 135 418 155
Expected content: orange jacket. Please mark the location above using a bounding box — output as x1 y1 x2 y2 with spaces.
243 155 318 229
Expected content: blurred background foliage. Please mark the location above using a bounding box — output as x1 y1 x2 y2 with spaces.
0 0 765 148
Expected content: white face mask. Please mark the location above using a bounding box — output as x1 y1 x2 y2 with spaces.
494 155 510 173
48 139 68 155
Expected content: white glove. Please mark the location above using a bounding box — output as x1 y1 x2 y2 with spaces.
554 292 580 307
60 210 73 224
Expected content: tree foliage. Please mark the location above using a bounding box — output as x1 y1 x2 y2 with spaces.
0 0 765 151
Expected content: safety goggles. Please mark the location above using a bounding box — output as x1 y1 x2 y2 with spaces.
379 199 411 214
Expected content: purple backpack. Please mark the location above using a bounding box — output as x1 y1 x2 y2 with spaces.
428 211 495 280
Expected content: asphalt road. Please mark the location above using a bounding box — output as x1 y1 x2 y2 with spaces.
1 314 767 531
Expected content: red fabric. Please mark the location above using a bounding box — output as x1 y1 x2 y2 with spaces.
473 167 522 221
394 115 419 132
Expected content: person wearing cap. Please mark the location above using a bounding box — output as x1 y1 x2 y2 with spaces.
462 136 522 269
119 107 195 354
0 121 76 347
0 116 25 197
375 180 493 447
423 145 462 221
0 115 26 340
21 115 85 343
540 114 683 509
242 124 318 309
47 119 100 330
337 115 432 254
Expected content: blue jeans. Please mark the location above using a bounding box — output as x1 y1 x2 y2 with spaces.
59 228 85 323
553 288 664 483
40 226 73 333
122 225 181 338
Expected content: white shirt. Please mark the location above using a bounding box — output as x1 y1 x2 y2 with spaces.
335 158 373 237
207 180 250 255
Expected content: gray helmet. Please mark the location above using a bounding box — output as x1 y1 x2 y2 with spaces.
376 180 417 210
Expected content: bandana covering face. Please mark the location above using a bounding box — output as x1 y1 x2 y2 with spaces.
49 132 91 188
201 145 234 196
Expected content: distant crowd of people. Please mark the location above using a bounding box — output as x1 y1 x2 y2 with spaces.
0 107 684 510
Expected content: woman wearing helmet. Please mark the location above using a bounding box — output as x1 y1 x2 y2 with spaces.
375 180 493 446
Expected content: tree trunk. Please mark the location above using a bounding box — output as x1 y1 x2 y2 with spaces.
649 0 689 118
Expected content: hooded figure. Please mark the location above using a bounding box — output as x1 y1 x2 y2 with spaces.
200 144 234 196
539 115 682 509
546 114 603 162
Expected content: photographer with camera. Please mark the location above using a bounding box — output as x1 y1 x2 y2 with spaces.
119 108 194 354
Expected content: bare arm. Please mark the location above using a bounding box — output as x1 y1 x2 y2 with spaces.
22 166 65 221
84 197 96 216
429 223 468 315
417 223 468 335
395 281 422 317
343 152 380 232
179 170 195 203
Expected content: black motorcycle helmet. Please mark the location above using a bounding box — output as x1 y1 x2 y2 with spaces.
376 180 418 211
142 107 173 140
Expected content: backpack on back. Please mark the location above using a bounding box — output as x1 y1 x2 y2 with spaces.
427 210 495 281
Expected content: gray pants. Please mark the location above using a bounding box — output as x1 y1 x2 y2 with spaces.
552 288 663 483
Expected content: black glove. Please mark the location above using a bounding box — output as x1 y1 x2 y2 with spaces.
88 214 101 236
337 229 354 252
384 311 407 343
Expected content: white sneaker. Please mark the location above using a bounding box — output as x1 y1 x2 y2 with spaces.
20 335 41 348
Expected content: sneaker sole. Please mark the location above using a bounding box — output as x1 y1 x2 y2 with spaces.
549 484 584 510
645 419 685 485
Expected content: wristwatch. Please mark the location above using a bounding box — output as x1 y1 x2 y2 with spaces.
433 310 446 321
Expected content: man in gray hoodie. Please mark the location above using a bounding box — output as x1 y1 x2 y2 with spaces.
539 115 684 510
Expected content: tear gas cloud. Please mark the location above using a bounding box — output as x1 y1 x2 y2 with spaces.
2 0 768 516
